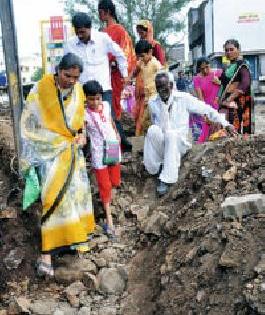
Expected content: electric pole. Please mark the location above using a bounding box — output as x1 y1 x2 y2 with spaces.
0 0 24 172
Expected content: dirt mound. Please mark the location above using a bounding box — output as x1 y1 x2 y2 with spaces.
122 134 265 315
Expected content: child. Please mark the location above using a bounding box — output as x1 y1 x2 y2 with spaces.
83 80 121 238
134 39 162 135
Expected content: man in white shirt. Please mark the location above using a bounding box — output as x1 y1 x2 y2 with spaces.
144 71 235 196
64 12 132 150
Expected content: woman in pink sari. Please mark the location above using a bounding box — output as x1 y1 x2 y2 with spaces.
193 57 222 143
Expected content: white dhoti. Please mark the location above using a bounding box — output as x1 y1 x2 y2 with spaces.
144 125 191 184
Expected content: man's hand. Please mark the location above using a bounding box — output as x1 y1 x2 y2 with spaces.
225 124 237 137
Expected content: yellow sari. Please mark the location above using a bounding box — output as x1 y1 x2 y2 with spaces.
21 74 95 253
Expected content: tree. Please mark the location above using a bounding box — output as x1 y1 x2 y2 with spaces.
64 0 191 47
31 68 43 82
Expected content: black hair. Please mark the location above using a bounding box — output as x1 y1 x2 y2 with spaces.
83 80 103 96
136 24 148 32
72 12 92 29
58 53 83 73
224 39 240 49
196 56 210 73
98 0 119 23
155 71 169 83
135 40 152 55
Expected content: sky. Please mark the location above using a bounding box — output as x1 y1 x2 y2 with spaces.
12 0 203 57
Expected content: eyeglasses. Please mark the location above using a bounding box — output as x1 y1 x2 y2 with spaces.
225 48 235 52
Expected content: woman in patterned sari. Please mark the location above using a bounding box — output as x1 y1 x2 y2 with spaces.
219 39 253 134
21 53 95 276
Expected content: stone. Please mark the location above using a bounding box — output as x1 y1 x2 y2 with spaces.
65 281 85 307
55 258 97 283
83 272 99 290
14 297 31 314
222 166 237 181
65 281 85 297
4 249 24 270
93 257 107 268
98 268 126 294
98 306 116 315
97 248 118 264
196 290 206 303
0 311 7 315
143 211 169 236
222 194 265 220
0 207 17 219
30 300 59 315
130 204 150 223
78 307 91 315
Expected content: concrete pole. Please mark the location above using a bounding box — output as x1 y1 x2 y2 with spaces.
0 0 23 172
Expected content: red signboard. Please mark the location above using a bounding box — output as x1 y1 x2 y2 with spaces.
50 16 64 41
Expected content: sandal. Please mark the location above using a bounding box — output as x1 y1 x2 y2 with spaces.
36 259 54 277
102 223 116 240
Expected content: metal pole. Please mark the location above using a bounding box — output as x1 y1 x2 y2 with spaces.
0 0 23 172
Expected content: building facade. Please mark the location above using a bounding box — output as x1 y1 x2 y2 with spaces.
188 0 265 88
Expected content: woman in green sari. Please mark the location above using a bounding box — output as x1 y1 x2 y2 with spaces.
219 39 253 134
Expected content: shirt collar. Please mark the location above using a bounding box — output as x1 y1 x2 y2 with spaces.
76 29 96 45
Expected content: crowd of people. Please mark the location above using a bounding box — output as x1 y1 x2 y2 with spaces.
20 0 253 277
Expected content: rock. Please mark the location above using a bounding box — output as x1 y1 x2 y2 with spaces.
30 300 58 315
254 256 265 275
65 281 85 307
98 306 116 315
55 258 97 283
222 166 237 181
222 194 265 220
0 311 7 315
219 251 240 268
97 248 118 264
196 290 206 303
65 281 85 297
93 257 107 268
130 204 150 223
78 307 91 315
83 272 99 290
98 268 126 294
14 297 31 314
0 207 17 219
54 302 77 315
4 249 24 270
143 211 169 236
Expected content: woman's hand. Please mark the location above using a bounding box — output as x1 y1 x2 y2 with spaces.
75 133 87 147
212 76 221 85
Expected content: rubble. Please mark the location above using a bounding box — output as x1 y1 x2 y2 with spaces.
0 102 264 315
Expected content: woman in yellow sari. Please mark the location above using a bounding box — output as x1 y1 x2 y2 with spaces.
21 53 95 276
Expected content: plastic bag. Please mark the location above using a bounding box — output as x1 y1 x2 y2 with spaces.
22 167 40 210
120 85 136 118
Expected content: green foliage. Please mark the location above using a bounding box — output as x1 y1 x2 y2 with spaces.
31 68 43 82
64 0 191 46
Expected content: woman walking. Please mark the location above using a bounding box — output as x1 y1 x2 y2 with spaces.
21 53 95 276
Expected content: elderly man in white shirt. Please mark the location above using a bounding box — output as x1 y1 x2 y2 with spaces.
64 12 132 150
144 71 235 195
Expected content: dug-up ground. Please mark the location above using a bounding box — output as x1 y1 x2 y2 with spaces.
0 107 264 315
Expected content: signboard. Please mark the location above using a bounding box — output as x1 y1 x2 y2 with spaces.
213 0 265 53
50 16 64 41
41 17 73 74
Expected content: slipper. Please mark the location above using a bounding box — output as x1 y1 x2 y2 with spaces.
102 223 116 240
36 260 54 277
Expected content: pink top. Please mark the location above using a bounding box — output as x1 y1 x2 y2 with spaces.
193 69 222 109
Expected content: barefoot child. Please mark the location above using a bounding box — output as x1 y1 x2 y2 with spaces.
83 80 121 237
